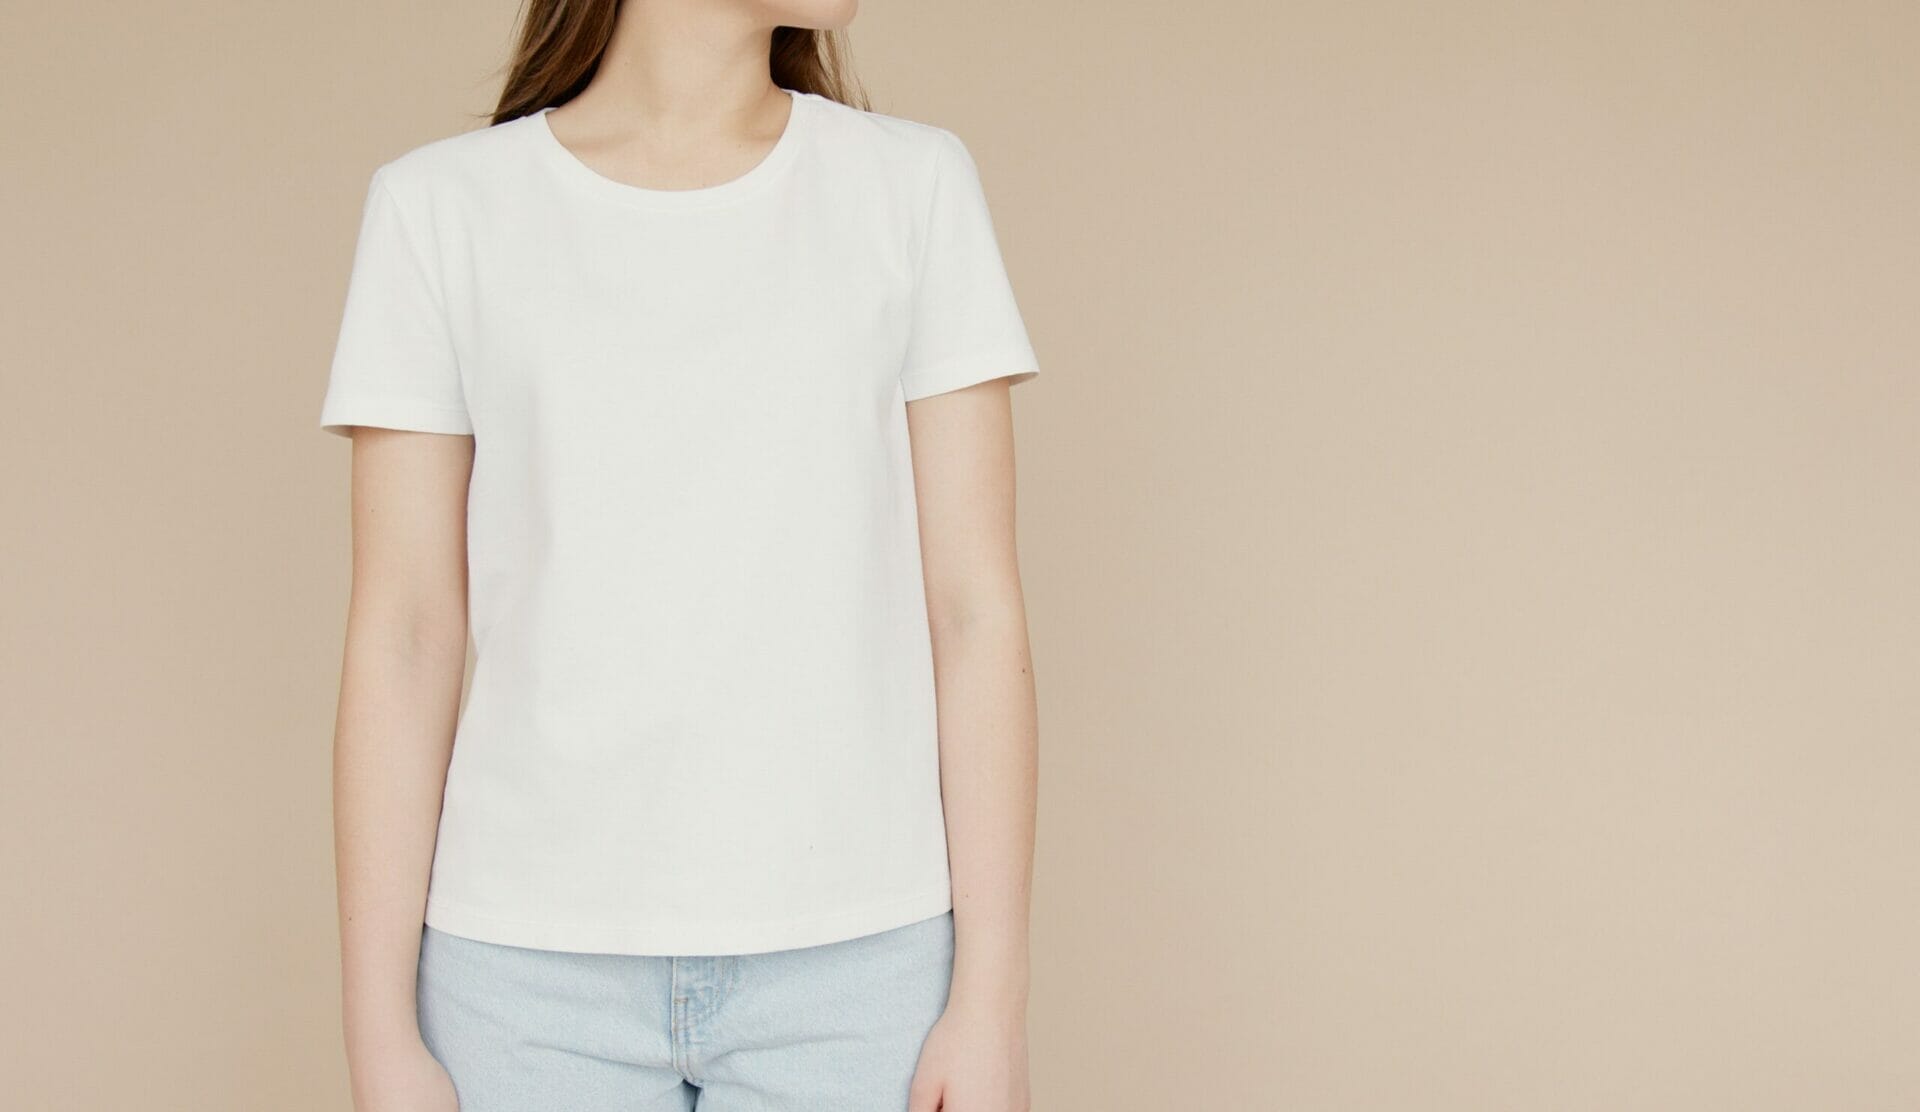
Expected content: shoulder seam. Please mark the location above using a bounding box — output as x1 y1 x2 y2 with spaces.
365 168 459 339
908 126 960 289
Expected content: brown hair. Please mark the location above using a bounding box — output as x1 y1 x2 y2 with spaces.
487 1 868 126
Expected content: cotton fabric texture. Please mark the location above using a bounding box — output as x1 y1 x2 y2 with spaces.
416 911 955 1111
319 88 1039 955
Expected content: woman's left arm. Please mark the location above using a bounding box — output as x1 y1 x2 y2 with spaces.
905 376 1038 1112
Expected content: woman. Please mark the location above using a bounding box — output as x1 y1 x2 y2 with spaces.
318 2 1041 1110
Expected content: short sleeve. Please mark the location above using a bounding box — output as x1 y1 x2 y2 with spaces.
318 168 473 437
897 129 1040 402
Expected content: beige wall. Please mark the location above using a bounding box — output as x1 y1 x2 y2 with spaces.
4 2 1916 1108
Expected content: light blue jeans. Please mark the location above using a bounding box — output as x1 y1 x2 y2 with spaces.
416 910 955 1111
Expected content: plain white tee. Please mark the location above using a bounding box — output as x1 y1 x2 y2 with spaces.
318 88 1038 955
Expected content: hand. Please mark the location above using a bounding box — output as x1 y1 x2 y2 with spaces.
907 998 1031 1112
350 1038 459 1112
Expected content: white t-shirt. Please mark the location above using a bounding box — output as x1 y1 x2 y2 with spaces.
319 88 1038 956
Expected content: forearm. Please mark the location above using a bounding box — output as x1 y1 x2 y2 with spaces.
930 599 1039 1014
333 612 465 1062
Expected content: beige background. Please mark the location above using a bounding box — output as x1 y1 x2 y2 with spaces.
3 1 1916 1108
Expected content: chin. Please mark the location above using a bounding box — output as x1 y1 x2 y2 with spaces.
766 0 859 32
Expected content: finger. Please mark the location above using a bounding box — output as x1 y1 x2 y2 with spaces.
906 1072 944 1112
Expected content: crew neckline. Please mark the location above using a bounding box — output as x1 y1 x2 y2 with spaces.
528 88 811 210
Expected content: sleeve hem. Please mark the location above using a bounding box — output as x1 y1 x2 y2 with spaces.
900 344 1041 403
319 396 474 438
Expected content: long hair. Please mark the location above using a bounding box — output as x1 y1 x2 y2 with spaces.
487 1 868 126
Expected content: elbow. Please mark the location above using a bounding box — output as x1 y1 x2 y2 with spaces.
924 590 1028 644
345 590 468 663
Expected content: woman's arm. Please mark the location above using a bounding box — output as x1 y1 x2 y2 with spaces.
332 427 473 1111
905 378 1039 1112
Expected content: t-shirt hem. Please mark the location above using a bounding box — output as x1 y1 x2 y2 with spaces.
900 345 1040 402
421 883 955 957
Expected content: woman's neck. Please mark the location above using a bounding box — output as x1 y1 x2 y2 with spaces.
564 1 785 139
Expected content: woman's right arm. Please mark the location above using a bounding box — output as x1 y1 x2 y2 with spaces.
332 426 474 1111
